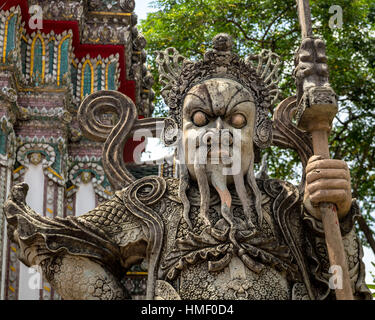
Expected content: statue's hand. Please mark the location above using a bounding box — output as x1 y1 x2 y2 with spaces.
304 155 352 220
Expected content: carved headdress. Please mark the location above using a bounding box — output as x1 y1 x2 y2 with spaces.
156 33 282 151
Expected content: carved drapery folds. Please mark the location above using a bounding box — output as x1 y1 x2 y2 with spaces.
123 176 166 299
272 96 314 191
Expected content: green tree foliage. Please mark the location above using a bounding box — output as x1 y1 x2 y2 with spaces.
140 0 375 243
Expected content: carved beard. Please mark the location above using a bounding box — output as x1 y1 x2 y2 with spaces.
178 146 263 238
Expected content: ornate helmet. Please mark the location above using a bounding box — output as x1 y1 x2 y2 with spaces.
156 33 281 152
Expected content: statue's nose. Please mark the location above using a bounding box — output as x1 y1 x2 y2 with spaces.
215 117 224 130
201 128 233 148
203 131 215 147
221 130 233 147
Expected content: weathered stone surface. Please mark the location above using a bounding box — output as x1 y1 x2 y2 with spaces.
3 34 372 300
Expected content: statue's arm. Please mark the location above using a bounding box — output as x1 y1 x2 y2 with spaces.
303 199 372 300
300 155 372 299
3 183 149 300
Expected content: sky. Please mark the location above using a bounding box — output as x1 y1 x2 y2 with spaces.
134 0 157 21
132 0 375 290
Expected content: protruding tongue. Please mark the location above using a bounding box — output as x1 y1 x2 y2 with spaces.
210 167 231 208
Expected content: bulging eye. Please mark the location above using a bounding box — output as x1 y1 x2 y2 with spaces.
192 111 209 127
231 114 247 129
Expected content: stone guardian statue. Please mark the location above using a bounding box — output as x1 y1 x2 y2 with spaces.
3 34 372 300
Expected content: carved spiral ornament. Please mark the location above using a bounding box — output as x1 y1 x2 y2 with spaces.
78 90 165 190
78 90 138 189
272 96 314 191
123 176 167 299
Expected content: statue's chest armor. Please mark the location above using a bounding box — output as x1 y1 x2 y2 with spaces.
177 258 291 300
157 198 294 300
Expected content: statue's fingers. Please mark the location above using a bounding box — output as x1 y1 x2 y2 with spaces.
306 169 350 184
309 189 347 205
307 179 349 196
307 155 324 165
306 159 348 173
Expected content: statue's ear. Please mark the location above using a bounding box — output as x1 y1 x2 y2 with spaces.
254 117 273 150
161 117 180 147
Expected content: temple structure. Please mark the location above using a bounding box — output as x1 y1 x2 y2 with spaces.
0 0 155 300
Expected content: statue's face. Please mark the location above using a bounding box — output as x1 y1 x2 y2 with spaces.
182 78 256 183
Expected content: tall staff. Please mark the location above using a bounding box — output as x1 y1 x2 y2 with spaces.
295 0 354 300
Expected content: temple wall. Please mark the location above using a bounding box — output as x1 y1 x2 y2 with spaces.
0 0 152 300
75 181 96 217
18 164 44 300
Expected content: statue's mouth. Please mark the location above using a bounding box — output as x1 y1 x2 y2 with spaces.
206 149 233 165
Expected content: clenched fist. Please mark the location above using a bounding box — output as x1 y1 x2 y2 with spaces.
304 155 352 220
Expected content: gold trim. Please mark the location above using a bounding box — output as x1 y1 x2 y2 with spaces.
17 86 67 93
81 59 94 99
0 66 64 93
66 185 76 192
30 34 46 82
89 11 132 17
126 271 148 276
3 13 15 63
105 62 109 90
47 167 63 180
57 34 71 86
13 165 24 174
160 163 164 177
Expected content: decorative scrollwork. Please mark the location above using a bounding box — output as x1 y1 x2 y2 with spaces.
155 47 189 108
247 49 282 106
272 96 313 192
78 90 165 190
78 90 138 189
120 0 135 12
123 176 167 299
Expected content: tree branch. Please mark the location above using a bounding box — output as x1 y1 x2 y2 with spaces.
261 7 290 45
357 215 375 256
224 18 270 45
